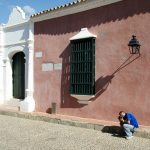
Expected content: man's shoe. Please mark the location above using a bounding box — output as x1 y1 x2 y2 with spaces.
126 136 133 140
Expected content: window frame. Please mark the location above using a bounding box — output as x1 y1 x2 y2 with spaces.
70 37 95 95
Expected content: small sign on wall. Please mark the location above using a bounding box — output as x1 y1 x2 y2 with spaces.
35 52 42 58
54 63 62 70
42 63 53 71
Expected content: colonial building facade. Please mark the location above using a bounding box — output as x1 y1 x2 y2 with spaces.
0 7 35 112
31 0 150 126
0 0 150 126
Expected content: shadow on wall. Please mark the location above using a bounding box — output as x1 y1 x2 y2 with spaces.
92 54 141 101
93 75 115 100
34 0 150 35
59 44 84 108
60 44 141 108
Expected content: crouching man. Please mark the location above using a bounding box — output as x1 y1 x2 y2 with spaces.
118 111 139 140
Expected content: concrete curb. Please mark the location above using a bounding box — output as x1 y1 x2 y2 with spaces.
0 109 149 139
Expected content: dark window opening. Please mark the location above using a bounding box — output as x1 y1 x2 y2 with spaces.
70 38 95 95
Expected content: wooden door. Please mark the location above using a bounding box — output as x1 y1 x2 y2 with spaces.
12 52 25 99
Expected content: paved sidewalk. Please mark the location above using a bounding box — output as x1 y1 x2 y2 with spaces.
0 114 150 150
0 106 150 139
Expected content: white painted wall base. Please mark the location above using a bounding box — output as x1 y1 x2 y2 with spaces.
20 96 35 112
20 89 35 112
0 90 4 104
0 99 4 105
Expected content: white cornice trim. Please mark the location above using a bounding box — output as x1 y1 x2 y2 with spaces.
3 40 28 47
31 0 123 22
70 28 97 40
71 94 95 104
3 20 29 31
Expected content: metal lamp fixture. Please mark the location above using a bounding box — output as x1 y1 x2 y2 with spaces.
128 35 141 54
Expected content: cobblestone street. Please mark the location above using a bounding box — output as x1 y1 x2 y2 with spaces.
0 115 149 150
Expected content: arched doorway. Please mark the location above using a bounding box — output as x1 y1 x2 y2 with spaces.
12 52 25 99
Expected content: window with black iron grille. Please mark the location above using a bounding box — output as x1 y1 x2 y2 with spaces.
70 38 95 95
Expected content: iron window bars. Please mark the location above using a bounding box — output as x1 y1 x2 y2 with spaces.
70 38 95 95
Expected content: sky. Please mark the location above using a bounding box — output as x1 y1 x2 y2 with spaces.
0 0 75 24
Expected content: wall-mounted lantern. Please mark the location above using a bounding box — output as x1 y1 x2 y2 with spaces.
128 35 141 54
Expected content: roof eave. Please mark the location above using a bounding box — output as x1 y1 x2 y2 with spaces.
31 0 123 23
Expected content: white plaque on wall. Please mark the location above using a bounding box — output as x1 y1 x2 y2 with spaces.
54 63 62 70
35 51 42 58
42 63 53 71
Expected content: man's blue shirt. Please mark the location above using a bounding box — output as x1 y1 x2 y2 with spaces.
125 113 139 128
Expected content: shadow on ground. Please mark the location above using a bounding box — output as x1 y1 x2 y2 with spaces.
102 126 126 138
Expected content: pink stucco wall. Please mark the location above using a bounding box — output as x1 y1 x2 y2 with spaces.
34 0 150 126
